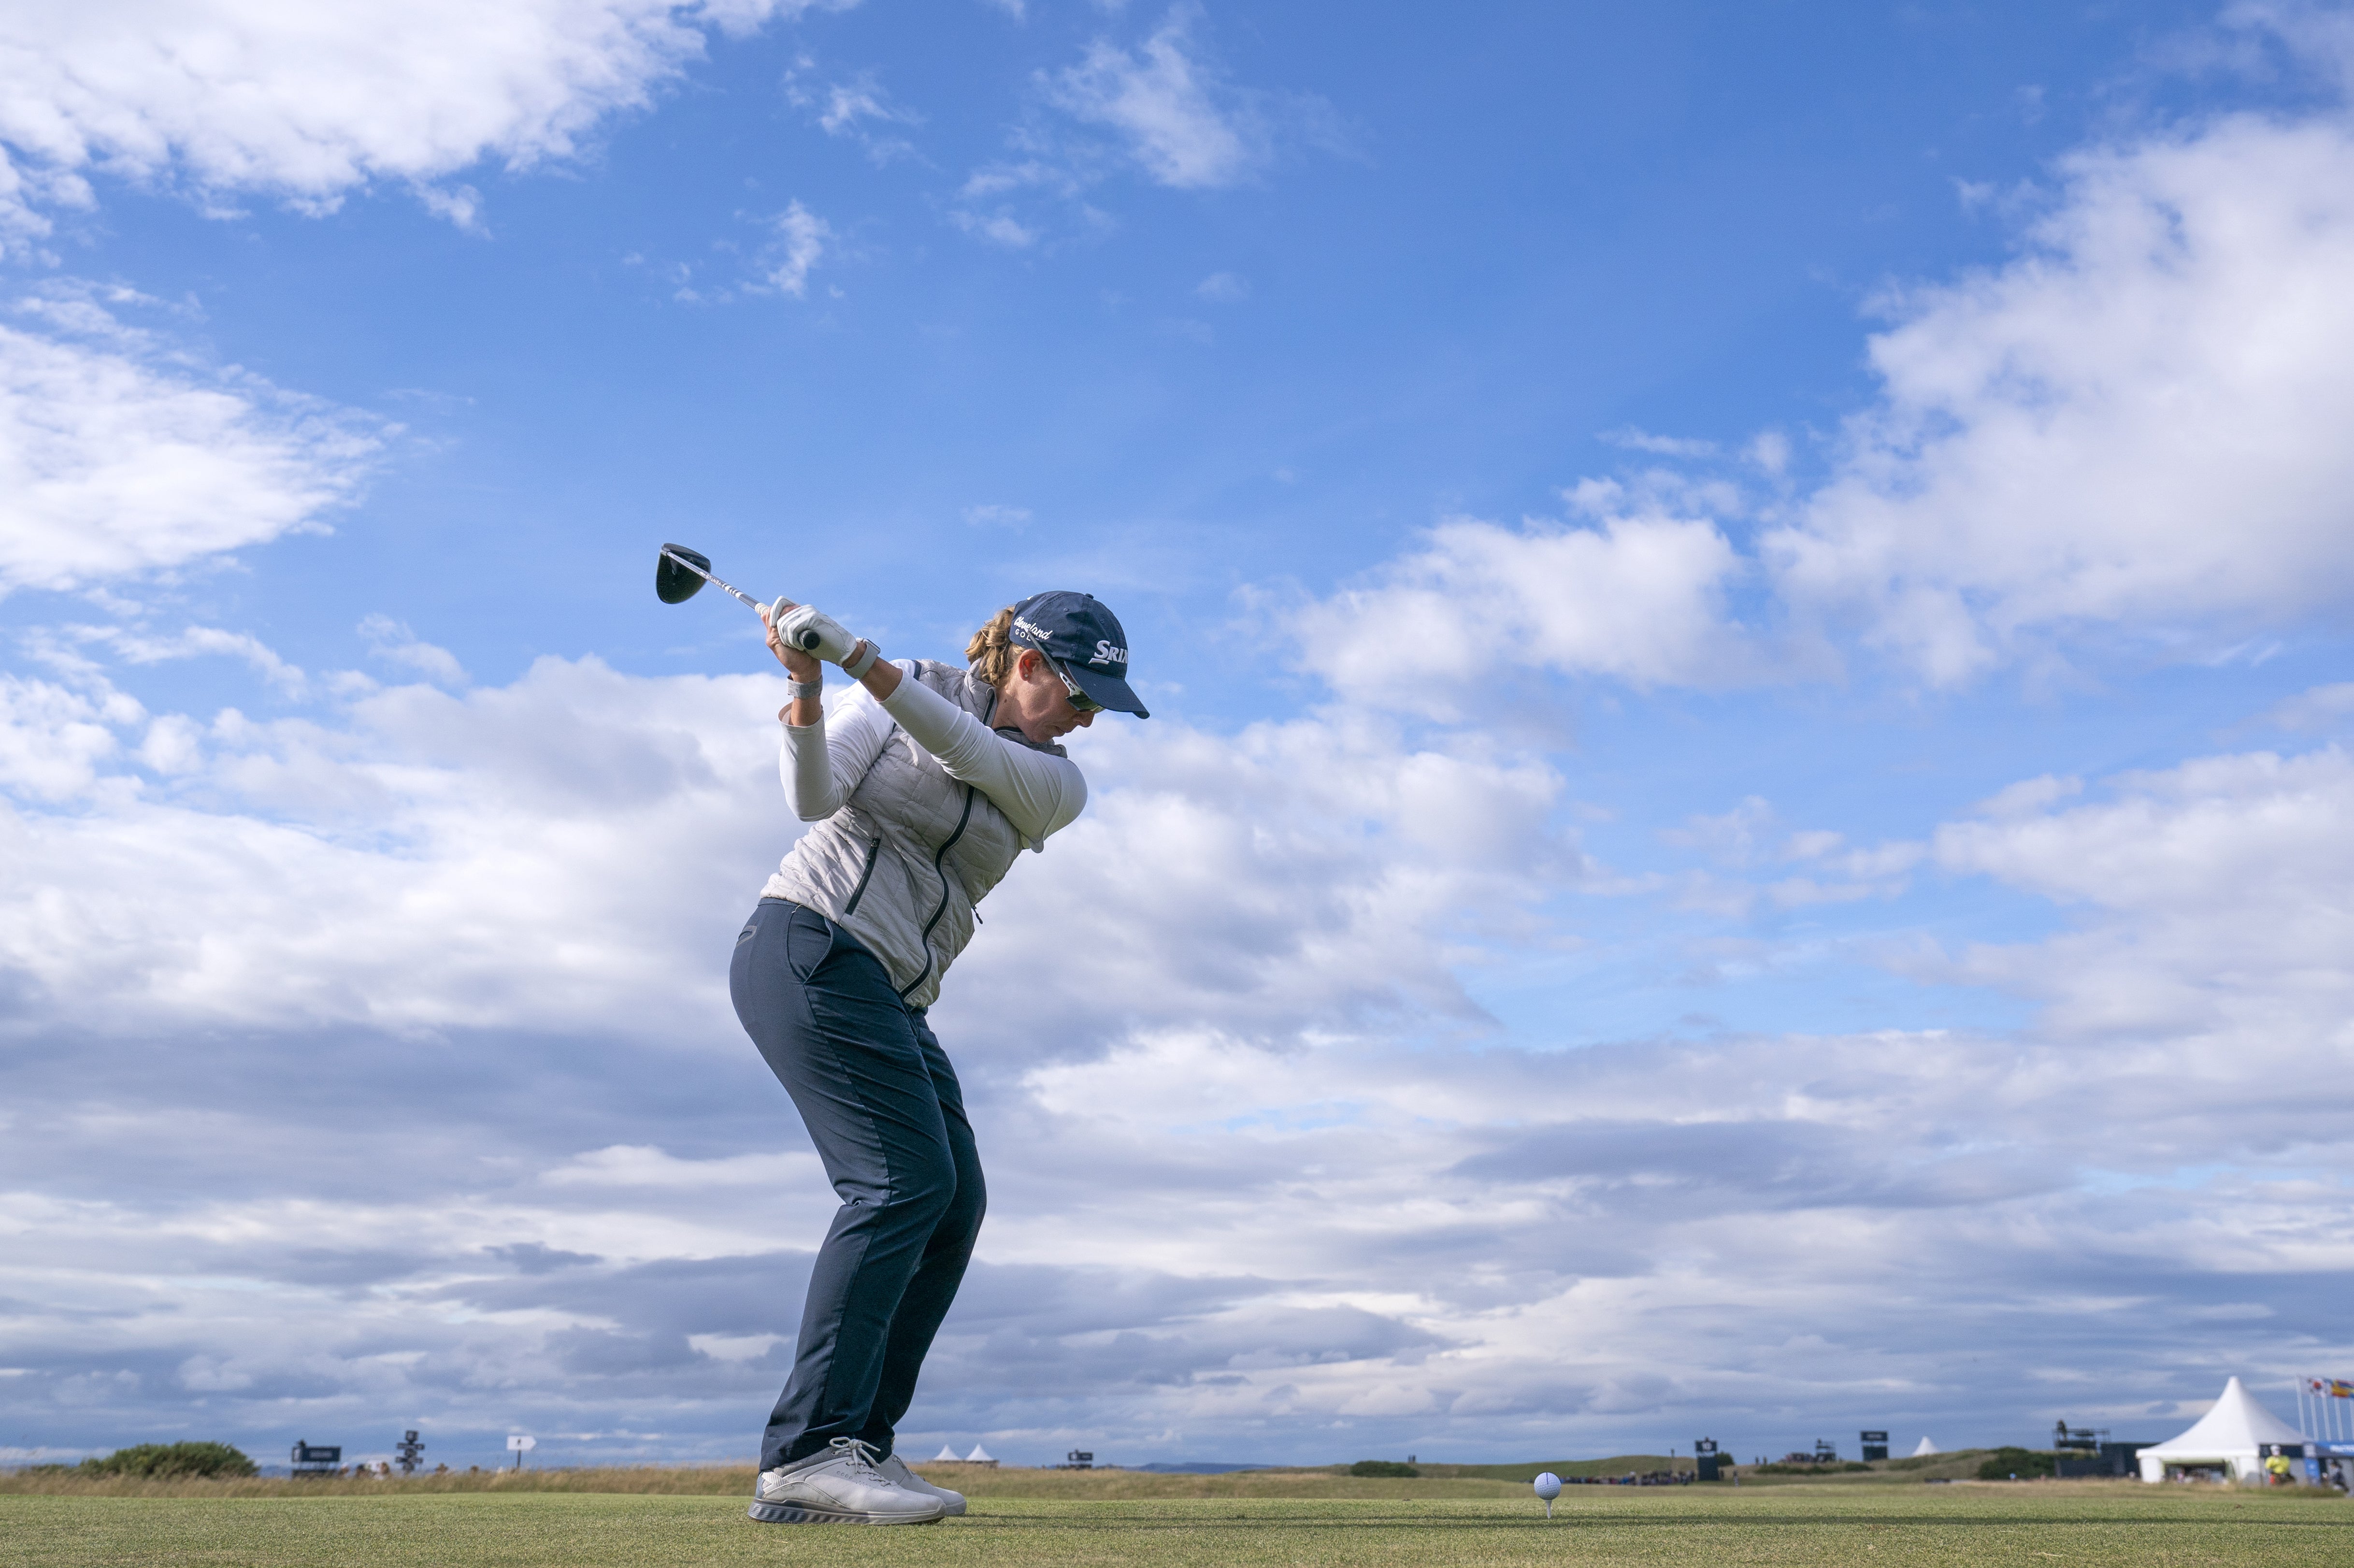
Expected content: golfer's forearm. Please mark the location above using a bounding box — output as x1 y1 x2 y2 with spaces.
855 647 901 701
782 721 839 818
779 690 892 820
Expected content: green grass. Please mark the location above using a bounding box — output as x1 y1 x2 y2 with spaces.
4 1475 2349 1567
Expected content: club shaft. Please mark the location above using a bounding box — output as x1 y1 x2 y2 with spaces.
662 548 766 614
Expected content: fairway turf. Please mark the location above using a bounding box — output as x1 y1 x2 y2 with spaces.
7 1485 2350 1567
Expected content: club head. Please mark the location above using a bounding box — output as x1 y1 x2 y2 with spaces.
656 544 711 604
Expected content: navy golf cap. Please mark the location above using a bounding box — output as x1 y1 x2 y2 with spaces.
1008 591 1148 718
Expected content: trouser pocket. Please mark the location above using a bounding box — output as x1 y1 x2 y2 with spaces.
784 903 837 983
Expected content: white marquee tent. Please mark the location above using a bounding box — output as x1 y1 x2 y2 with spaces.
1911 1437 1939 1457
2138 1377 2305 1482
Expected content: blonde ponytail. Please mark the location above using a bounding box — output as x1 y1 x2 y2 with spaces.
965 605 1020 689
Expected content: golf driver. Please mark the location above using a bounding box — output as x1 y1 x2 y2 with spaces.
656 544 819 650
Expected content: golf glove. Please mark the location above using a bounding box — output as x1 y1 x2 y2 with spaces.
776 604 859 665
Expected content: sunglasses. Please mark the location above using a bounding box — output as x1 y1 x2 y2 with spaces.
1050 659 1106 714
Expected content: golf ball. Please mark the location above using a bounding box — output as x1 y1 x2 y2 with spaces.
1533 1472 1562 1500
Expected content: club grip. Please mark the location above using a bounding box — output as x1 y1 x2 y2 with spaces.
767 595 822 651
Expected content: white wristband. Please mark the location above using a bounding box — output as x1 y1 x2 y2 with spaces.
841 639 881 679
785 677 822 703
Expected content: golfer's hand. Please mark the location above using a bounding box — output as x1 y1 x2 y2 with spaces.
763 604 823 680
776 604 860 666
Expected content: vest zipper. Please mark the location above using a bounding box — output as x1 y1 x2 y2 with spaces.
899 785 976 1000
841 836 883 918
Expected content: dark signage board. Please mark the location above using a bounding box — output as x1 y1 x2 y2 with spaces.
290 1441 342 1477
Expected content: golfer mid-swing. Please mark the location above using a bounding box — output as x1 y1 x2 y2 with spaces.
732 591 1147 1525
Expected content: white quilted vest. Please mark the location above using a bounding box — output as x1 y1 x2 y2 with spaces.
759 660 1064 1009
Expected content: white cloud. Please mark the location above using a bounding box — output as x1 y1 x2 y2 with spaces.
1970 774 2083 820
974 0 1341 237
412 182 487 233
0 0 847 240
1654 796 1920 917
2225 0 2354 96
757 201 831 297
0 293 379 595
817 76 907 136
107 625 310 696
358 615 468 687
958 160 1061 201
1045 7 1259 189
1661 795 1777 866
938 708 1580 1048
541 1144 820 1189
17 619 314 697
5 630 2354 1460
951 208 1039 248
0 658 787 1036
1933 745 2354 1039
994 951 2354 1442
0 642 1580 1055
656 201 836 303
0 674 139 801
1769 112 2354 682
783 61 920 163
963 503 1032 529
2263 680 2354 732
1745 430 1791 475
136 713 203 775
1599 426 1717 458
1266 68 2354 699
817 77 919 163
1192 270 1247 302
1289 484 1755 709
947 149 1105 247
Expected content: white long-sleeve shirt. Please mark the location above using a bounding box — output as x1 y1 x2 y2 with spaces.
780 662 1087 848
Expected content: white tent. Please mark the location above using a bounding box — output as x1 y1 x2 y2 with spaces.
1911 1437 1939 1457
2138 1377 2305 1483
933 1445 961 1462
965 1444 996 1465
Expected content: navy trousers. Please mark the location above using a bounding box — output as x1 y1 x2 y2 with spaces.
729 898 986 1469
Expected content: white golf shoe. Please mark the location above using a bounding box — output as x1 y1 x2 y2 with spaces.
747 1437 946 1525
876 1453 967 1516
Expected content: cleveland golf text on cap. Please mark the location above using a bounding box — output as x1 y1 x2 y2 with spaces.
1007 591 1149 718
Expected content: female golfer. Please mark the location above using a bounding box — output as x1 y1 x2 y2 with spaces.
731 590 1147 1525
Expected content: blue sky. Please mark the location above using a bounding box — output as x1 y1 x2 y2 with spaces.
3 0 2353 1471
